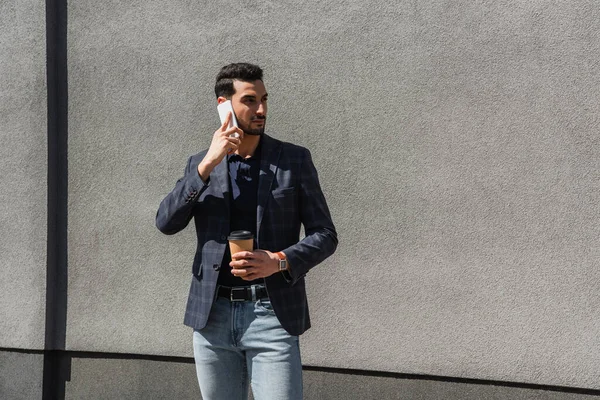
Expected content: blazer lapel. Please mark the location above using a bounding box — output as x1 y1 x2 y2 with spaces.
256 134 282 246
211 156 230 211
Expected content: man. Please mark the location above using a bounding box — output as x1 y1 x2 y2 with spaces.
156 63 337 400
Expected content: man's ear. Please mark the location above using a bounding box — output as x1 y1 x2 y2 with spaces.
217 96 228 104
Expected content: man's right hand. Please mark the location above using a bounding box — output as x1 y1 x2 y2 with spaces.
197 112 243 182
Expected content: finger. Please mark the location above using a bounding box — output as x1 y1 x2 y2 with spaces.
241 270 261 280
232 251 254 260
231 268 247 276
224 137 240 156
220 111 232 130
224 126 243 139
233 127 243 139
225 138 240 154
225 136 241 146
230 259 250 268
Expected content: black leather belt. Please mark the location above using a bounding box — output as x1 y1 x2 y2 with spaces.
217 285 268 302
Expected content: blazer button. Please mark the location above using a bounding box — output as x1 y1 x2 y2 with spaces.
213 264 220 270
220 235 226 240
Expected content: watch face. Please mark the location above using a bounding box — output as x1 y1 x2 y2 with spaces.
279 259 287 271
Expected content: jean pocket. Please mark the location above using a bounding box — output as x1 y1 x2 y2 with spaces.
256 298 275 314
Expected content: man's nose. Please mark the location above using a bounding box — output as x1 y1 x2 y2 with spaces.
256 102 266 116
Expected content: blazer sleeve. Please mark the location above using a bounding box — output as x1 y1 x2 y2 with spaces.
282 148 338 284
156 155 209 235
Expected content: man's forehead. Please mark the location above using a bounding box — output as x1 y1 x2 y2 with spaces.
233 80 267 96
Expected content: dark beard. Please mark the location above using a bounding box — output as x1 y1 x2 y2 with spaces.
241 118 266 136
243 127 264 136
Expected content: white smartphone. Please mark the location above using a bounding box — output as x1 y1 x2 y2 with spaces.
217 100 239 138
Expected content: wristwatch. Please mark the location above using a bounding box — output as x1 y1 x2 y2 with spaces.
276 252 289 272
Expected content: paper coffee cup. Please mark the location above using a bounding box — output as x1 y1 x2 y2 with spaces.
228 230 254 258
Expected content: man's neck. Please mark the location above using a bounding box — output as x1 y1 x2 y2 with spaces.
235 135 261 158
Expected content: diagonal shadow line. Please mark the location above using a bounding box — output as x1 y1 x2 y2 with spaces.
303 366 600 397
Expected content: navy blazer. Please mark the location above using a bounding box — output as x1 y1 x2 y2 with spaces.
156 134 337 335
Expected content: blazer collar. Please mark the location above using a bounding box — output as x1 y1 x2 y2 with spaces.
210 134 282 246
212 134 280 191
211 154 230 206
256 134 282 245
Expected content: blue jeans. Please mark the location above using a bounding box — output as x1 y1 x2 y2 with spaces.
193 295 303 400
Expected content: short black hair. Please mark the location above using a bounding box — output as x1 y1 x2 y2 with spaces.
215 63 263 98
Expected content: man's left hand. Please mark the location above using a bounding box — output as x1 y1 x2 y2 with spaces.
230 250 279 280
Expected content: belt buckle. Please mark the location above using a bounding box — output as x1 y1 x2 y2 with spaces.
230 287 246 302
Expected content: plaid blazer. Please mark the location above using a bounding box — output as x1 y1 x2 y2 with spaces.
156 134 337 336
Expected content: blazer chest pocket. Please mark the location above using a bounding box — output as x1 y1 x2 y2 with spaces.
271 187 295 199
270 187 297 211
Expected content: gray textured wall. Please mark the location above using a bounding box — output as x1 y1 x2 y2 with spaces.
0 351 44 400
0 0 47 351
61 0 600 393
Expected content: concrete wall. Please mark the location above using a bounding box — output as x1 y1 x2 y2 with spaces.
3 0 600 398
0 351 44 400
0 1 47 396
66 0 600 391
0 0 47 351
